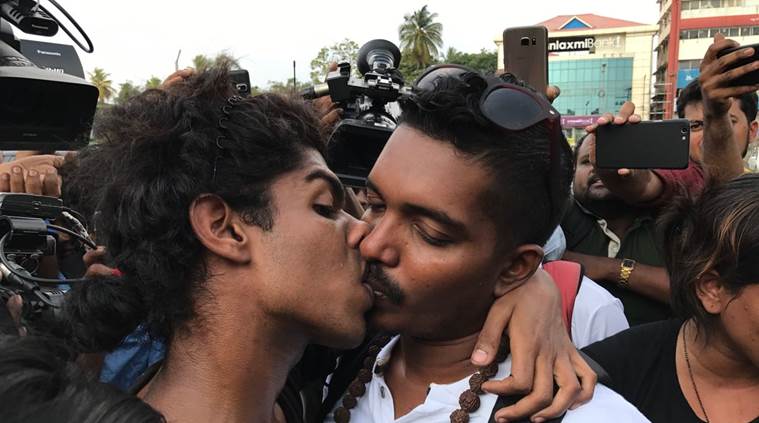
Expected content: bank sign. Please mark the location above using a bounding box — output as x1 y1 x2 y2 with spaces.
548 36 596 53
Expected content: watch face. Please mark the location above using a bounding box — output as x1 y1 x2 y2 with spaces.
622 259 636 267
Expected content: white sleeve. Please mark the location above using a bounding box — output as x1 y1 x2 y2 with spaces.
563 384 651 422
570 276 630 349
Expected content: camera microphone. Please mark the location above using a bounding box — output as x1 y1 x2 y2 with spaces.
301 83 330 100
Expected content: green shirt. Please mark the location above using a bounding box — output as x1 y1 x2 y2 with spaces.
562 199 672 326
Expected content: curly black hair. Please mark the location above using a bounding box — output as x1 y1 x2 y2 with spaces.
63 66 326 351
0 335 164 423
398 72 573 248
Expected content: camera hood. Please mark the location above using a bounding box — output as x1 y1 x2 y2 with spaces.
0 38 98 150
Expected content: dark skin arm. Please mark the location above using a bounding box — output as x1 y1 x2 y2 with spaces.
562 251 670 304
700 34 759 183
476 270 596 421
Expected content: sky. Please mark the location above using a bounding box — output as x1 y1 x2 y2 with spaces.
13 0 660 88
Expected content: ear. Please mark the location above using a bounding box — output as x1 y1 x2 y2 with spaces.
749 120 758 142
189 194 252 264
493 244 544 297
695 270 729 314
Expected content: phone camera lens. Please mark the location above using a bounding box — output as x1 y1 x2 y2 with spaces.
681 128 688 134
520 37 530 46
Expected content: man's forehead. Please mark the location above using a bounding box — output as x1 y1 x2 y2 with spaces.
578 139 593 157
728 100 745 120
370 126 493 219
684 100 744 120
683 102 704 118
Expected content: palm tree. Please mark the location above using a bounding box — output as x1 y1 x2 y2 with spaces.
192 54 212 72
213 51 241 70
144 76 162 89
399 5 443 69
191 52 240 72
88 68 114 104
115 81 141 105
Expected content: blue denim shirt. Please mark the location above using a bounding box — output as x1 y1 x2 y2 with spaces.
100 325 166 391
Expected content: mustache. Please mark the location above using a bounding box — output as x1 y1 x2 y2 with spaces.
364 263 404 305
587 174 603 188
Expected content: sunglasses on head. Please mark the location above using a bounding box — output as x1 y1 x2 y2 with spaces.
413 64 560 132
413 64 569 222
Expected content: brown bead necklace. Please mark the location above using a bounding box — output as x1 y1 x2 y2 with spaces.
333 335 510 423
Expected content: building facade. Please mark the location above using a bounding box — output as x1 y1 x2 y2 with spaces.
496 15 658 144
653 0 759 119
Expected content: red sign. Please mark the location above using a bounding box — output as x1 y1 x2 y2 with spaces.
561 115 601 128
680 14 759 30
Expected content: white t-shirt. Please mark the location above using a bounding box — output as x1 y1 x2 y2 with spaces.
570 275 629 348
324 336 649 423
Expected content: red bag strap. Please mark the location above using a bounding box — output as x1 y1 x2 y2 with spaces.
542 261 583 336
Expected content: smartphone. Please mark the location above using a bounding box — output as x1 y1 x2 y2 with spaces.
716 43 759 87
595 120 690 169
229 69 251 96
503 26 548 94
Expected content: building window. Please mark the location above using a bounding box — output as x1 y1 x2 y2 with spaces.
684 0 746 9
549 58 634 116
681 26 758 40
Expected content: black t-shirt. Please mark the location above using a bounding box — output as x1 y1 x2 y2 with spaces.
582 319 759 423
128 358 316 423
562 200 671 326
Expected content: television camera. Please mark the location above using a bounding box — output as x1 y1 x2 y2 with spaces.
0 0 98 152
0 0 97 334
302 39 411 187
0 193 95 332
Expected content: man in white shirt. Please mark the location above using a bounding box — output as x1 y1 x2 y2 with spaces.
543 227 629 349
322 70 647 423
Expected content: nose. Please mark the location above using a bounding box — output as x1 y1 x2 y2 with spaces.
358 215 400 267
347 214 371 248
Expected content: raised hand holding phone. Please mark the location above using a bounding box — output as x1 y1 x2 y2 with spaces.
503 26 548 94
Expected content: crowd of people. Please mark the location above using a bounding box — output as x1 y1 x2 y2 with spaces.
0 33 757 423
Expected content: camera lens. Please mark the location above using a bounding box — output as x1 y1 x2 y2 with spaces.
521 37 530 46
681 128 688 134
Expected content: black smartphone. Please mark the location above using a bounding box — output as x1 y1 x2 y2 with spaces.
716 43 759 87
595 120 690 169
229 69 251 96
503 26 548 94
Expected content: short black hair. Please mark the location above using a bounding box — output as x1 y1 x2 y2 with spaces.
63 65 326 351
399 72 573 248
659 174 759 337
677 79 758 123
573 133 591 166
0 335 164 423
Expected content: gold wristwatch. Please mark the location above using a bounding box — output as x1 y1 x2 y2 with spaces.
618 258 636 289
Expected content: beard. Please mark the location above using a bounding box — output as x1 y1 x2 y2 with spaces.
575 175 629 216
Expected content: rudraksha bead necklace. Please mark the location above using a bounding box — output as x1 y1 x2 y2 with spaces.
333 335 510 423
